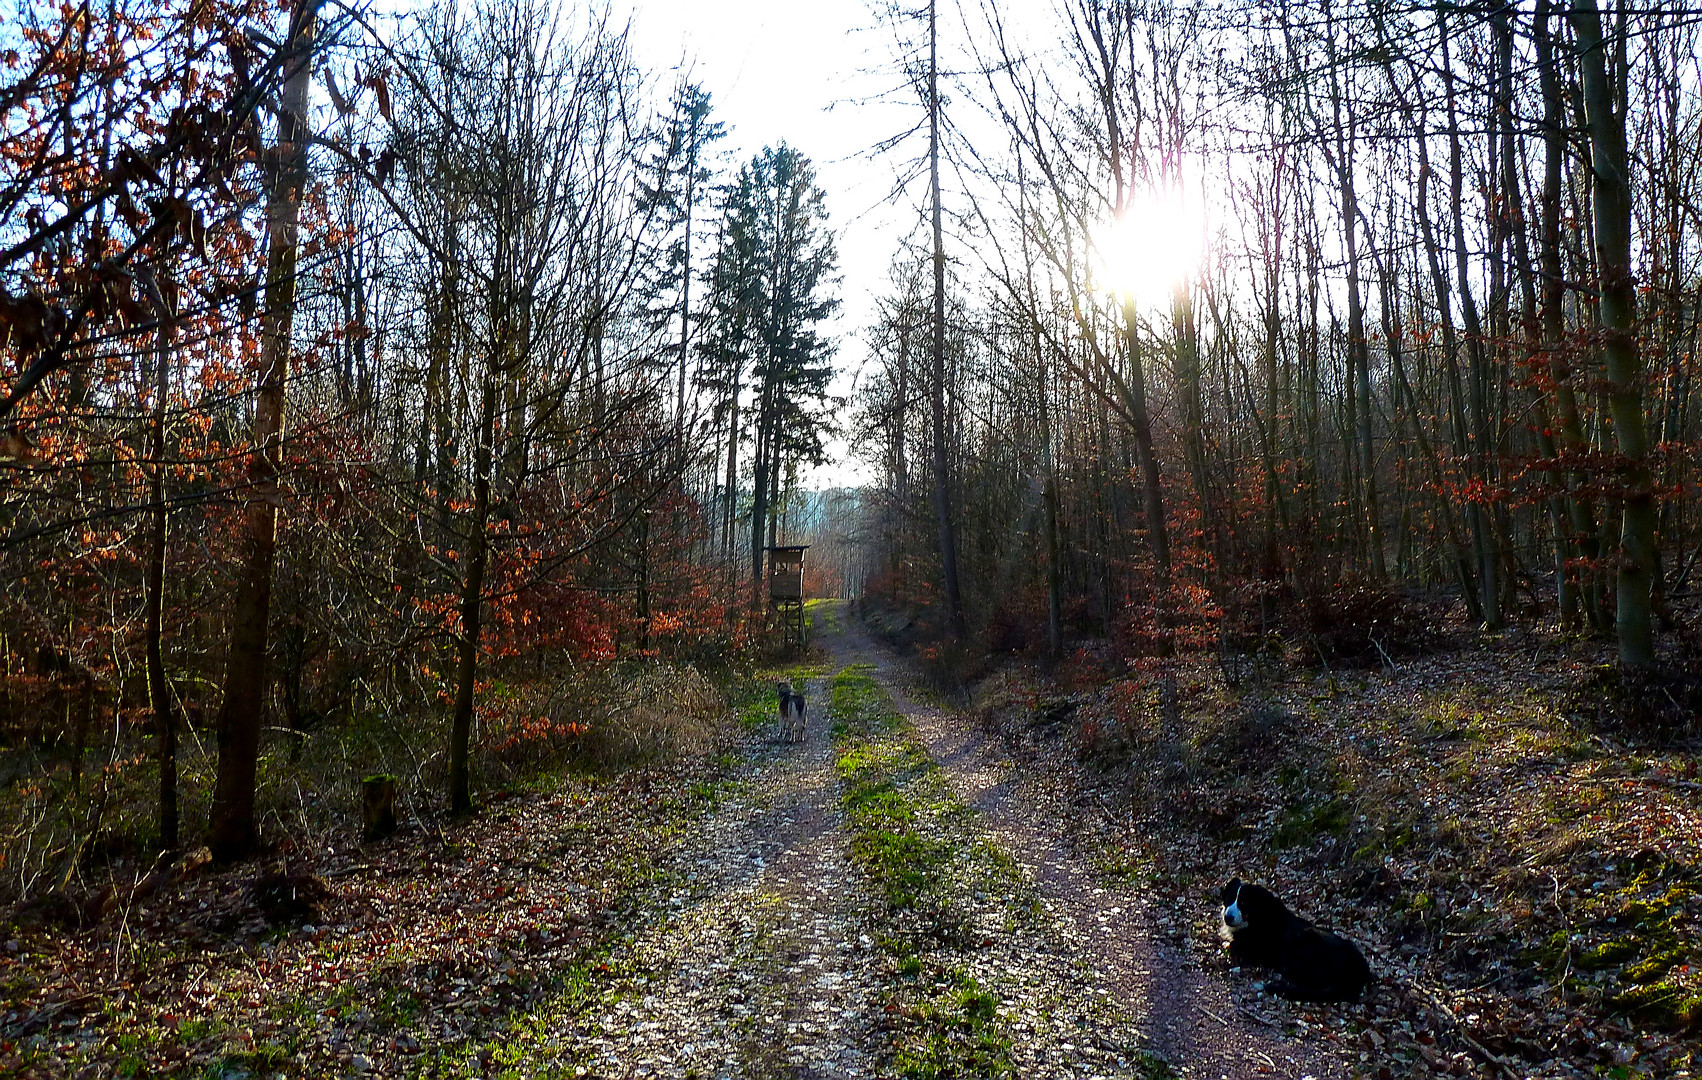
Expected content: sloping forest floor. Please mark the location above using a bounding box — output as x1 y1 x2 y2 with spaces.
953 615 1702 1080
3 600 1698 1079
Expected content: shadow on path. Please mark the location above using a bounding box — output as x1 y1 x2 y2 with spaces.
821 604 1358 1080
566 670 885 1080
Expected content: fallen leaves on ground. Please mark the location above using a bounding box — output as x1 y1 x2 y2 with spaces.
0 766 726 1078
971 625 1702 1079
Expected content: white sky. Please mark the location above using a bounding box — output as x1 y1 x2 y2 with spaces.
623 0 924 491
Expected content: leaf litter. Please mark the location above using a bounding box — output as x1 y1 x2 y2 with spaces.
965 629 1702 1079
8 603 1583 1079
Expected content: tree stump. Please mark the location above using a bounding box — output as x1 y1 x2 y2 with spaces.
361 774 397 841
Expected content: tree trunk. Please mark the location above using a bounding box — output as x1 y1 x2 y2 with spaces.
637 503 651 650
361 775 397 841
1257 173 1289 603
928 0 966 639
1121 296 1173 593
1324 32 1382 579
1033 311 1063 659
1571 2 1659 666
143 273 178 854
1497 5 1574 627
1536 1 1605 630
893 325 909 579
208 0 317 861
722 373 740 567
448 373 496 816
749 381 771 597
677 159 695 431
1442 16 1499 628
1173 283 1211 561
1409 89 1484 624
1043 472 1063 657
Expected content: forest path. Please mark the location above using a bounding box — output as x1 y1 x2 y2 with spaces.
565 661 889 1079
819 604 1360 1080
564 602 1360 1078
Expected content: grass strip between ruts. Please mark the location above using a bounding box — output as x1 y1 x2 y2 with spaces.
829 663 1014 1079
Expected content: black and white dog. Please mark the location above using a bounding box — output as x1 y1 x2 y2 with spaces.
777 681 806 744
1219 878 1371 1001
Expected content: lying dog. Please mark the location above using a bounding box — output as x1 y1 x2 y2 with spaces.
777 681 806 744
1219 878 1371 1001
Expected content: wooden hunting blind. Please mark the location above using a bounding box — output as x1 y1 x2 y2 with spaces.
767 545 807 600
766 545 809 647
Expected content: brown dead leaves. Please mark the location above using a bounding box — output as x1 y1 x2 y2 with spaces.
974 630 1702 1078
0 766 721 1078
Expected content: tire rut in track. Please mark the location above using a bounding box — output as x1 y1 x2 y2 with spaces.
567 673 886 1079
823 610 1360 1080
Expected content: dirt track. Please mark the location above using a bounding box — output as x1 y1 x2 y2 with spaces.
566 602 1361 1079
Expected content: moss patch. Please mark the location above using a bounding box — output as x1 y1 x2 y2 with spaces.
890 967 1014 1079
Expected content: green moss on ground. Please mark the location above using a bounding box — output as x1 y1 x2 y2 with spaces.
829 663 1017 1078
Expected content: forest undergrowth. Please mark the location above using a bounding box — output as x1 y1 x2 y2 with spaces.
0 657 738 912
0 639 820 1078
949 611 1702 1079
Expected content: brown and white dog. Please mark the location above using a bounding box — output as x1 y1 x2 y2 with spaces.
777 681 806 744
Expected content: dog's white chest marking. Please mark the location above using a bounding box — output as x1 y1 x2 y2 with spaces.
1223 884 1247 929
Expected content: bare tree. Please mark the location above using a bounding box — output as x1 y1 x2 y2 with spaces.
209 0 319 861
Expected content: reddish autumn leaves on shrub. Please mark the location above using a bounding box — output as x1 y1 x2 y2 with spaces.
0 0 833 875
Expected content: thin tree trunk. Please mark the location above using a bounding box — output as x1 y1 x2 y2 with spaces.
893 325 909 578
722 366 740 565
142 272 178 853
1498 5 1574 626
1173 283 1210 560
1122 297 1173 593
677 161 695 431
1442 17 1500 627
749 380 772 600
1571 1 1658 666
1408 83 1484 624
1324 30 1382 578
1031 294 1063 659
928 0 966 638
767 434 782 549
1257 167 1290 600
448 373 495 815
208 0 317 861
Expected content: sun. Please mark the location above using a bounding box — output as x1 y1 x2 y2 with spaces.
1091 186 1206 305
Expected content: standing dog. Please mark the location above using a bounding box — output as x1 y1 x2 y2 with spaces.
777 681 807 744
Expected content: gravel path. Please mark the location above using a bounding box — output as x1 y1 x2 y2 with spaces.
821 609 1362 1080
567 604 1363 1079
570 670 889 1078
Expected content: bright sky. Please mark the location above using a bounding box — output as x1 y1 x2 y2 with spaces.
624 0 922 491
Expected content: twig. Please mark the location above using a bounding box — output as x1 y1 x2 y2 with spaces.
27 991 101 1022
1236 1003 1281 1028
1549 871 1573 994
1370 634 1399 673
1407 982 1522 1080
